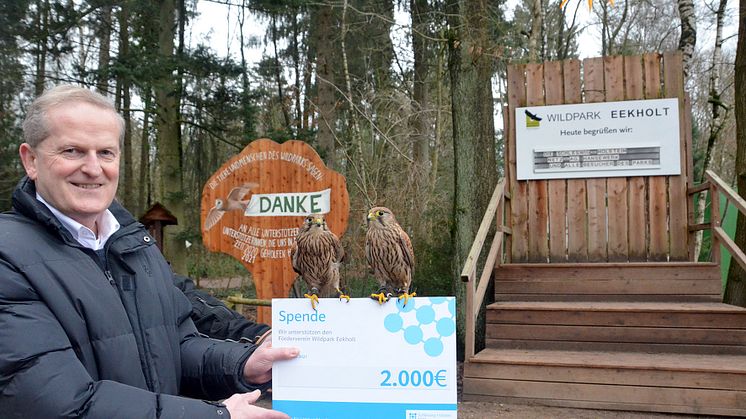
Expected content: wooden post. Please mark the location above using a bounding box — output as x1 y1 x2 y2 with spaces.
710 183 721 266
465 277 475 359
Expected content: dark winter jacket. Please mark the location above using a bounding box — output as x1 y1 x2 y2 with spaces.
174 275 271 343
0 177 258 418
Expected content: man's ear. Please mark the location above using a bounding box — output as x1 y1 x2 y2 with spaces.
19 143 38 180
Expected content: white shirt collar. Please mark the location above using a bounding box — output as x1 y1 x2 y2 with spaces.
36 193 121 251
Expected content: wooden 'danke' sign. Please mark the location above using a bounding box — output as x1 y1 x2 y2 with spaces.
200 139 349 324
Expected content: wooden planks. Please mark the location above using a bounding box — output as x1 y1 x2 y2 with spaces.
507 64 528 262
545 61 567 262
563 60 587 262
664 52 690 260
471 287 746 415
604 55 629 261
462 377 746 415
487 302 746 328
624 56 648 261
487 324 746 346
493 262 720 280
469 348 746 383
492 263 722 300
462 394 746 417
643 53 669 261
463 346 746 417
505 53 690 263
526 63 549 262
583 57 608 261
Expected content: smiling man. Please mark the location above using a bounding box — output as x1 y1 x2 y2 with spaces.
0 85 296 419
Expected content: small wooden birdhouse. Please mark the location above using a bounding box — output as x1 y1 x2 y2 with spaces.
139 202 178 252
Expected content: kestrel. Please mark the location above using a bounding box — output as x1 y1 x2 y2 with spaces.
365 207 415 306
203 183 258 232
290 214 348 310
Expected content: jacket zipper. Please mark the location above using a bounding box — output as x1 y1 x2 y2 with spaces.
104 224 157 392
104 270 115 286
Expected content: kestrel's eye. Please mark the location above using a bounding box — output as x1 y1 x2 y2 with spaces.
377 210 384 216
306 216 313 223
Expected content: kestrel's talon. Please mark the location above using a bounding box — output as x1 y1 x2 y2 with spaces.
304 293 320 310
336 288 350 303
398 291 417 307
370 292 389 305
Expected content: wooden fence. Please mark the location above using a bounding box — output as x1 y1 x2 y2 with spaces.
505 52 692 263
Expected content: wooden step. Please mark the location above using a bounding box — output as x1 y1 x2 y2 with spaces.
494 262 722 301
486 301 746 352
463 348 746 416
487 301 746 327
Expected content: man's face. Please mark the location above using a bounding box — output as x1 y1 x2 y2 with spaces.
19 101 121 231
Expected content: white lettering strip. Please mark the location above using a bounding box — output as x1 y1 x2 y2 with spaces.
245 189 331 216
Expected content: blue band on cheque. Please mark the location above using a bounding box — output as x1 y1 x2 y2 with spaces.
273 400 457 419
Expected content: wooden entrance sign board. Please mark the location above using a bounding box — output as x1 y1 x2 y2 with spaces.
200 139 350 324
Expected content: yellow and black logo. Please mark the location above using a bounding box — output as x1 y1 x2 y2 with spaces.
525 110 542 128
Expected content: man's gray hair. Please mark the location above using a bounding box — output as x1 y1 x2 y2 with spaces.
22 85 125 148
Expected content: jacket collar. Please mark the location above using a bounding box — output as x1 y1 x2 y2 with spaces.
12 176 137 244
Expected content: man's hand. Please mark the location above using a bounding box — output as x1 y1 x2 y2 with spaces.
243 339 300 385
223 390 289 419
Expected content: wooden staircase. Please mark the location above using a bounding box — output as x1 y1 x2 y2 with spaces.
462 263 746 415
461 56 746 415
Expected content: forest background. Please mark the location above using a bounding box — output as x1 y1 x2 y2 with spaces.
0 0 743 355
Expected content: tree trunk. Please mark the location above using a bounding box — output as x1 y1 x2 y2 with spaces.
677 0 696 80
95 5 112 94
448 0 497 358
411 0 431 188
138 88 152 216
694 0 728 260
725 0 746 307
153 0 186 273
311 3 336 168
528 0 543 62
117 2 134 212
237 0 255 145
271 15 291 130
291 12 303 135
34 0 49 96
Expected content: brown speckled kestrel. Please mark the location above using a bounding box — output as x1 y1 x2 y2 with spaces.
365 207 415 306
290 214 347 310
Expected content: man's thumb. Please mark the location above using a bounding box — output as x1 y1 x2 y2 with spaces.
241 389 262 404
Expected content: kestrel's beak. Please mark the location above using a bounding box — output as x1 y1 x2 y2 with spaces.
367 211 375 221
312 217 324 226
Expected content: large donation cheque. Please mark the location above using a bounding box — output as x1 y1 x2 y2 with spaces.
272 297 457 419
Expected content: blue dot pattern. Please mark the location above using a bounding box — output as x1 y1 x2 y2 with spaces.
416 305 435 324
384 297 455 358
384 313 403 332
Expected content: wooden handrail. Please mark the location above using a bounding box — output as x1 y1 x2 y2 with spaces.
706 170 746 216
461 180 506 282
714 227 746 272
687 182 710 195
698 170 746 276
462 180 509 359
